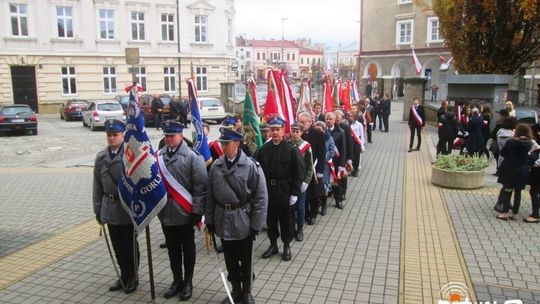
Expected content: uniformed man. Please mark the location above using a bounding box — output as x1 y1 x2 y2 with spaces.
157 121 207 301
206 127 268 304
260 123 270 143
223 116 252 157
93 119 139 294
326 112 347 209
257 117 305 261
289 122 313 241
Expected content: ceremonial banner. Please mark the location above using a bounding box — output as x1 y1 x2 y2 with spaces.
187 79 211 163
119 84 167 234
323 75 334 113
243 91 263 152
412 49 422 75
247 77 259 115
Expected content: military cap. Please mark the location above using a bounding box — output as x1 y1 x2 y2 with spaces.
222 116 238 126
268 117 286 128
260 123 269 131
218 127 243 142
104 119 126 133
290 122 303 131
161 120 185 134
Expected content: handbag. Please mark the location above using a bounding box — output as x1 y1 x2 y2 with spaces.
488 138 499 153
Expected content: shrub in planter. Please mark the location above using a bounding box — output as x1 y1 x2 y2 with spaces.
432 155 490 189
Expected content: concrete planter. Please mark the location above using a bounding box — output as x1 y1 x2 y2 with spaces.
431 166 485 189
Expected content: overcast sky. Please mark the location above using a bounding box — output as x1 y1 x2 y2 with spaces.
236 0 361 50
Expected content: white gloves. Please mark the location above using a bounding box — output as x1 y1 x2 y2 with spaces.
301 182 309 193
316 173 323 179
289 195 298 206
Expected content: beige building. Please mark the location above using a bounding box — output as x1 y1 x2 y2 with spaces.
249 39 300 81
0 0 236 113
299 48 323 78
359 0 452 100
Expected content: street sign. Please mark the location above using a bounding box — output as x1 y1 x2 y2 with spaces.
125 48 140 65
128 67 139 74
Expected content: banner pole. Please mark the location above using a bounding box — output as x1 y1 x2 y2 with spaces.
145 226 156 300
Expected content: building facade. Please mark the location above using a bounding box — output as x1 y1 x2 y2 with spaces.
0 0 235 113
358 0 452 100
249 39 300 81
235 36 253 81
299 48 323 79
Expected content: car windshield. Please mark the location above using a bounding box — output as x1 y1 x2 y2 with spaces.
201 99 222 107
70 101 87 106
2 106 32 115
98 103 122 111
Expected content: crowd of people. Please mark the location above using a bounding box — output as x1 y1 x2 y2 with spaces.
435 100 540 224
93 91 393 303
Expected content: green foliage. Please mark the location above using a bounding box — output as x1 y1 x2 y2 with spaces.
434 154 490 172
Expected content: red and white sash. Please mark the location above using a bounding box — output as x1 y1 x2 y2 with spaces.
328 159 337 183
209 140 223 157
156 152 194 214
350 127 363 146
297 141 311 156
410 106 423 127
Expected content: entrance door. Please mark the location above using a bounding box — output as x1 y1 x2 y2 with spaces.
11 66 38 112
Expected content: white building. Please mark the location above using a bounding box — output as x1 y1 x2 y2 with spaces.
235 36 253 81
0 0 236 113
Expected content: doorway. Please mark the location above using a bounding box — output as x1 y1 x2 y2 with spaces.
10 66 38 112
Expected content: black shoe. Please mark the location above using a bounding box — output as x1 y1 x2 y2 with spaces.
216 244 224 253
164 281 182 299
295 228 304 242
351 170 358 177
159 242 167 249
282 243 291 261
179 281 193 301
242 292 256 304
307 218 316 225
124 277 138 294
261 244 278 259
408 149 413 152
414 147 420 151
109 279 123 292
335 200 343 209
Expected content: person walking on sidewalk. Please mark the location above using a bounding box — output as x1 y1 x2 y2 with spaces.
408 97 425 152
257 117 305 262
93 119 140 294
206 127 268 304
381 94 391 132
157 121 207 300
496 124 534 221
151 95 164 130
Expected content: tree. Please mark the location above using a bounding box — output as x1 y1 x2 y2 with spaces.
415 0 540 75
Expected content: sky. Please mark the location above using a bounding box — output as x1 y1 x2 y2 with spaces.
235 0 361 50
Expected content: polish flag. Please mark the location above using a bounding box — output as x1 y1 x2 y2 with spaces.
412 49 422 75
439 55 446 64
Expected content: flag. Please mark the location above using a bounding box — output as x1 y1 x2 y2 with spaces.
243 91 263 153
341 81 351 111
333 79 341 107
439 55 446 64
412 49 422 75
186 79 211 164
297 79 311 113
118 84 167 233
247 77 259 115
322 75 334 113
280 70 296 131
351 79 360 103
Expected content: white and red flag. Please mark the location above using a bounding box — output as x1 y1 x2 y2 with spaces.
412 49 422 75
247 77 258 115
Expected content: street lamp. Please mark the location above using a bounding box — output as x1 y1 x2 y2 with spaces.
231 61 238 114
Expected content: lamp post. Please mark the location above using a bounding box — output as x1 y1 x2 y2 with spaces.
231 61 238 114
281 17 287 69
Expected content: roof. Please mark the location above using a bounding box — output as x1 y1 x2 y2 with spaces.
299 47 323 55
248 39 300 49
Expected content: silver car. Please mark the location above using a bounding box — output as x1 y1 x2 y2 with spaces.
82 100 125 131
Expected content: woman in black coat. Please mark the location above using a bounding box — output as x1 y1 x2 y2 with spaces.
496 124 534 220
480 104 492 158
465 108 485 156
526 148 540 223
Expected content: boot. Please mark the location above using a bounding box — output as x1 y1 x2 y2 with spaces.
321 197 327 216
124 276 139 294
109 279 124 292
163 280 182 299
295 225 304 242
242 291 256 304
179 281 193 301
335 199 343 210
282 243 291 261
221 282 242 304
261 242 278 259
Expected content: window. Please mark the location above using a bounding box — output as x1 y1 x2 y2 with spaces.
287 53 290 61
396 20 413 45
292 53 295 61
61 67 77 95
318 58 321 64
273 53 278 60
427 17 443 42
227 18 232 45
135 67 147 92
262 53 266 60
99 9 114 39
103 66 117 94
196 67 207 92
194 15 207 42
131 12 145 41
10 4 28 36
301 58 304 64
56 6 73 38
164 67 176 93
161 14 175 41
257 53 260 60
246 51 251 58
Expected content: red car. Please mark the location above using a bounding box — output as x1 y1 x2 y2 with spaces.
60 99 88 121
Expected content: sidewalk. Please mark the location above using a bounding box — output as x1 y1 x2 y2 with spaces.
2 102 539 303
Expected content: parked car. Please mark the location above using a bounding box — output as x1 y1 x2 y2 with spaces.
82 100 125 131
59 99 88 121
515 108 538 125
0 104 37 135
114 95 131 113
199 97 227 123
139 94 172 126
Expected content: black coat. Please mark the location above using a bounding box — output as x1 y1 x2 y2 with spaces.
408 105 425 128
497 138 532 189
465 115 485 153
438 112 459 140
532 123 540 145
528 149 540 187
303 126 327 199
257 139 305 206
330 124 346 168
339 121 354 162
381 98 391 116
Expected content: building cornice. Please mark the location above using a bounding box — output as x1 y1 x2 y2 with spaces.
360 47 451 57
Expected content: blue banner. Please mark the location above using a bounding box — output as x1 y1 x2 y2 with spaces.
118 85 167 233
187 79 211 163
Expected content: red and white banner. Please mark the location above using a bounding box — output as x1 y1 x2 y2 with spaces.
297 79 311 113
298 141 311 155
247 77 258 115
209 140 223 157
412 49 422 75
410 106 423 127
